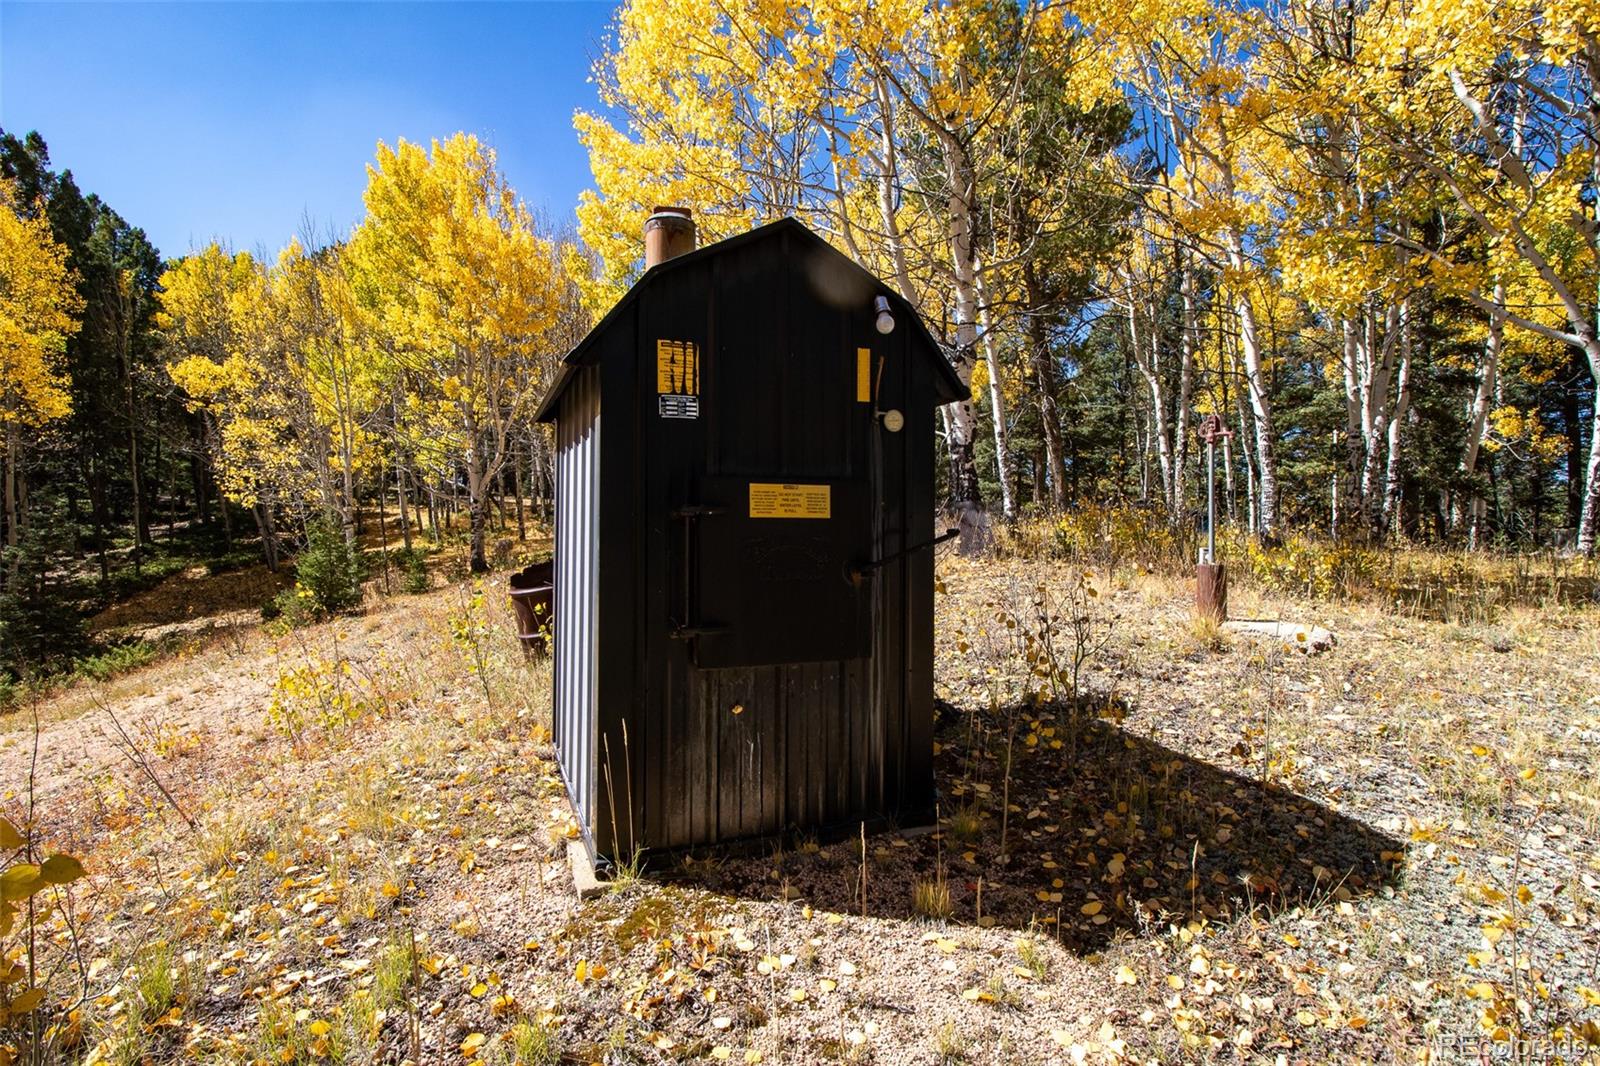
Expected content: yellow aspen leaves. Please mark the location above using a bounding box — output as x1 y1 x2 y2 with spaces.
0 179 82 432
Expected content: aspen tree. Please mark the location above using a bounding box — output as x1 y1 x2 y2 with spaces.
0 178 82 561
349 134 559 573
1335 0 1600 551
1070 0 1286 535
161 245 300 568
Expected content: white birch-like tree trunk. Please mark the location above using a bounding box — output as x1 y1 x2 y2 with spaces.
940 133 989 551
1173 256 1197 515
1381 302 1413 536
1229 264 1279 536
1130 297 1174 511
1456 283 1502 545
976 270 1017 520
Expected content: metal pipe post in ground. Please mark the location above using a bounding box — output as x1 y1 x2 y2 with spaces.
1205 440 1216 565
1195 416 1229 622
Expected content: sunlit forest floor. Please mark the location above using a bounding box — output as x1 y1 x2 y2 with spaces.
4 539 1599 1064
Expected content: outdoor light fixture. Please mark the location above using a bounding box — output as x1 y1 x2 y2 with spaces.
874 294 896 334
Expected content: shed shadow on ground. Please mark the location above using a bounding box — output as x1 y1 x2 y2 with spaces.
662 696 1404 953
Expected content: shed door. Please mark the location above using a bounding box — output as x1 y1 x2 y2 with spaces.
676 247 879 669
688 476 871 668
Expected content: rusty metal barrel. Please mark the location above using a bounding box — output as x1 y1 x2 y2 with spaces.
508 560 554 655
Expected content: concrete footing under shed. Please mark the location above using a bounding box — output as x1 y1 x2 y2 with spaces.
567 840 605 900
567 822 941 898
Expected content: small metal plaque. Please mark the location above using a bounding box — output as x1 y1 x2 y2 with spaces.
659 394 699 419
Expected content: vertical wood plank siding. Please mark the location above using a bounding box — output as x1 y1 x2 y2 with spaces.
553 367 600 836
606 232 936 859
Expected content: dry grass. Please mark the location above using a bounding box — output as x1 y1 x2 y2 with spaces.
912 873 953 919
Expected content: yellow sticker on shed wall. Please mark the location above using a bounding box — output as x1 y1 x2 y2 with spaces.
657 339 699 396
749 483 831 519
857 348 872 403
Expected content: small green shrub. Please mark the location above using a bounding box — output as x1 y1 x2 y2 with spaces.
1015 935 1050 980
270 587 319 628
75 640 161 682
372 935 416 1011
393 547 430 594
266 656 377 740
286 517 364 621
947 804 983 842
134 941 180 1020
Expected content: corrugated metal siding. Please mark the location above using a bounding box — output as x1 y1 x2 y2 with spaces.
553 366 601 835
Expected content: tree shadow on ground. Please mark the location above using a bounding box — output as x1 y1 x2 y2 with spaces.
663 696 1405 953
89 559 290 635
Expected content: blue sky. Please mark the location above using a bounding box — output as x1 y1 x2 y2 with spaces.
0 1 616 258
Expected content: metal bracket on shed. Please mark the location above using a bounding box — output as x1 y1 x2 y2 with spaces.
672 504 729 640
670 625 730 639
850 527 958 585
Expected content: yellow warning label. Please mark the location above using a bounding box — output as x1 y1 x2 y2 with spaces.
856 348 872 403
749 483 831 519
657 339 699 396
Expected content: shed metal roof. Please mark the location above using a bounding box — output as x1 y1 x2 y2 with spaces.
534 217 968 422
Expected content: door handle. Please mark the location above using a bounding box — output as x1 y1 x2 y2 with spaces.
850 528 958 585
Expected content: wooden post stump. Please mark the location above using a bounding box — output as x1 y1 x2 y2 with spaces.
1196 563 1228 622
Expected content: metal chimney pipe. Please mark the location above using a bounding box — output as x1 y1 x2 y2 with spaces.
644 206 695 269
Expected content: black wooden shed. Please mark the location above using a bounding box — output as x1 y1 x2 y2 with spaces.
535 212 967 865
